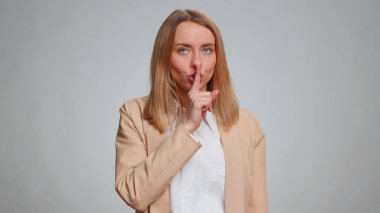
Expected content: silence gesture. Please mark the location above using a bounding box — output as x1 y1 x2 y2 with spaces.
181 66 219 133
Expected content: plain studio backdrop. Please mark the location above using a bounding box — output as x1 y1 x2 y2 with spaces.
0 0 379 212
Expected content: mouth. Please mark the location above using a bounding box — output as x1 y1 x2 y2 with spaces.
188 73 202 83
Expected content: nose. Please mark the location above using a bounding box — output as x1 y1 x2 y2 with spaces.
191 51 202 73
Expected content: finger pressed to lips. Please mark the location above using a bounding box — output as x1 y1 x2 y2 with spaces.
188 76 203 84
191 68 201 88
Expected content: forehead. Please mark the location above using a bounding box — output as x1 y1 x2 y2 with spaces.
173 21 215 45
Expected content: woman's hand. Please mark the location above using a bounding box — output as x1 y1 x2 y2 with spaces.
181 67 219 133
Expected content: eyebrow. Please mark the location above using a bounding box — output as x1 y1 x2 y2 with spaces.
174 43 215 47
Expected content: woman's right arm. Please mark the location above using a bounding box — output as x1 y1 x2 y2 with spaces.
115 102 201 211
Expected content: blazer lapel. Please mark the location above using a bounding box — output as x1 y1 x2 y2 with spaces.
220 124 251 213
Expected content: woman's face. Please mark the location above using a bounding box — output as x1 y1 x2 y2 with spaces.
170 21 216 92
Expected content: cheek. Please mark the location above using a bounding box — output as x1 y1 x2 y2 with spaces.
170 55 189 74
204 56 216 78
170 56 192 88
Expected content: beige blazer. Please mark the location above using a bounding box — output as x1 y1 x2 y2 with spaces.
115 96 268 213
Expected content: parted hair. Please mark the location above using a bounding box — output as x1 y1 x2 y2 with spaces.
143 9 239 133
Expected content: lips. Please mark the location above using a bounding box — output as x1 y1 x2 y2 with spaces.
188 74 202 83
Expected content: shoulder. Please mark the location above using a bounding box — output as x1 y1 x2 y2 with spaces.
118 96 150 129
119 95 149 115
238 108 265 147
117 96 150 137
238 108 261 127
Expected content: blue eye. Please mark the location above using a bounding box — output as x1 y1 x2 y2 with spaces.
202 48 213 54
178 48 189 54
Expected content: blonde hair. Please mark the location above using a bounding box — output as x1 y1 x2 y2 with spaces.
144 9 239 133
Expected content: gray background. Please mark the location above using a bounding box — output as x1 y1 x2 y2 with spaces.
0 0 379 212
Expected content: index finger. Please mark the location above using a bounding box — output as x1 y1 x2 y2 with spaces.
191 66 201 92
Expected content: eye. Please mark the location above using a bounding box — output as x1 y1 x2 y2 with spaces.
178 48 189 55
202 47 214 54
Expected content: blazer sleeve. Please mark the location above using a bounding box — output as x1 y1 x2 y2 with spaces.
247 113 269 213
115 103 201 211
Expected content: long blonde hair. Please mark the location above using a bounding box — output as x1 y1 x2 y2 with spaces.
144 9 239 133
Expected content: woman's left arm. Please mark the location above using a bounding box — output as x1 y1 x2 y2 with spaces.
247 113 268 213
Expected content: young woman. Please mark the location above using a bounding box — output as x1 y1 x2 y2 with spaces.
115 9 268 213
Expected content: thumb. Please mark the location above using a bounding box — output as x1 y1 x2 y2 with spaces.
208 89 219 112
211 89 219 101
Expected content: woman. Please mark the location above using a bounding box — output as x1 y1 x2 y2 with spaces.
115 9 268 213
